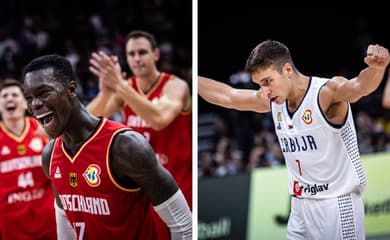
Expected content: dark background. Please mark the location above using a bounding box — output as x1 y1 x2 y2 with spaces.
198 5 390 115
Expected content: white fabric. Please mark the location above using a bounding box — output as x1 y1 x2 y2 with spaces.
271 76 366 199
287 192 365 240
55 201 77 240
154 190 192 240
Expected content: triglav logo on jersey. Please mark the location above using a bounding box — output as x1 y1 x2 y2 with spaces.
83 164 101 187
293 180 329 196
69 173 78 187
301 109 313 124
293 180 303 196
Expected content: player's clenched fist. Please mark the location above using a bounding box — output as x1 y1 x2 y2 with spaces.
364 44 390 69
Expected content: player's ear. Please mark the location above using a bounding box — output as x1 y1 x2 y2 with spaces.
283 63 294 78
154 48 160 62
67 81 77 97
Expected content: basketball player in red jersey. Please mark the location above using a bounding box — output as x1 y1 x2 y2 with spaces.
87 30 192 239
23 55 192 240
0 79 57 239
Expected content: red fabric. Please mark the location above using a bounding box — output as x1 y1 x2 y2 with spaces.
0 117 56 240
50 118 157 240
123 73 192 239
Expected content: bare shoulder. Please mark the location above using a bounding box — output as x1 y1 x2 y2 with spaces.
111 130 157 171
166 75 190 92
320 76 349 100
41 139 55 177
323 76 348 91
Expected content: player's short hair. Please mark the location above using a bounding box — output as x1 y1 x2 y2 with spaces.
245 40 295 74
125 30 158 50
0 79 24 93
23 54 75 86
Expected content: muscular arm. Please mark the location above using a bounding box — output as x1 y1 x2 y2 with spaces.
319 44 390 125
86 91 123 117
326 44 390 104
110 130 179 204
111 130 192 239
198 76 270 113
116 77 191 131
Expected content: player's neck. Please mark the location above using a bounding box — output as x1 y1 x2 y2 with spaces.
3 117 26 137
139 71 161 94
62 109 100 156
287 74 310 110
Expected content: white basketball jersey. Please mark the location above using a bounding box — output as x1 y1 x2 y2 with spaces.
271 76 367 199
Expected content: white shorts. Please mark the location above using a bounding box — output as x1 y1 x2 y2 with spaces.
287 192 365 240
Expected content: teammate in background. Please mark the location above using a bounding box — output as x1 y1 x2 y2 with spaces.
382 68 390 108
0 79 57 239
23 54 192 240
87 30 192 239
199 40 389 240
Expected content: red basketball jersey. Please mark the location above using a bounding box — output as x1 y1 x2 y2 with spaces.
122 73 192 209
49 118 157 240
0 117 56 240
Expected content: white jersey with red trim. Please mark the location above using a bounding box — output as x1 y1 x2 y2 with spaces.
271 76 366 199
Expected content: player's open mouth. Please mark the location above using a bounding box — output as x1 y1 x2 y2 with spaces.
36 111 54 127
5 105 16 113
271 97 277 102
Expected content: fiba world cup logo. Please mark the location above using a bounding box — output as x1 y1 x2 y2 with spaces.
301 109 313 124
83 164 102 187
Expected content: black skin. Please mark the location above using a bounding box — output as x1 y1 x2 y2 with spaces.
24 67 178 208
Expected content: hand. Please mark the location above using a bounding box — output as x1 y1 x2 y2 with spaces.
89 51 125 94
364 44 390 70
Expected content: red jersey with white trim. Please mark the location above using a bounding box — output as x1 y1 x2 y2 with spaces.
49 118 157 240
0 117 56 240
122 73 192 209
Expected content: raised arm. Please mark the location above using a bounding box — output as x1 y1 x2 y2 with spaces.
89 51 191 130
116 76 191 130
87 52 123 117
198 76 270 113
324 44 390 105
382 69 390 109
86 91 122 117
111 130 192 239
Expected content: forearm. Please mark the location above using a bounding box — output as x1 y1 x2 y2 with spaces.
354 66 386 96
154 190 192 240
198 76 233 108
86 92 114 116
116 83 172 130
55 201 77 240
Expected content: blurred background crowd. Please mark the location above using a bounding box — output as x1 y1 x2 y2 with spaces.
0 0 192 105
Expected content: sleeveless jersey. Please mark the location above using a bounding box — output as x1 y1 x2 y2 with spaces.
49 118 157 240
0 117 56 240
122 73 192 208
271 76 367 199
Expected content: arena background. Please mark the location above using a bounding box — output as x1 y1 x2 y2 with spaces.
0 0 192 101
198 4 390 240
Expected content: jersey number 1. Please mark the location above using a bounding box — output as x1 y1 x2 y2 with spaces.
295 160 302 176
